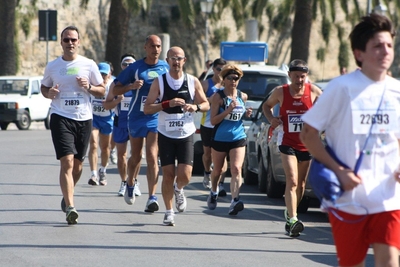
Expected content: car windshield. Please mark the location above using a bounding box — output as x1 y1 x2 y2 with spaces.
238 73 288 100
0 79 29 95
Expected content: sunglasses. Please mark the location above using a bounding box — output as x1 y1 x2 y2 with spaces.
63 38 78 43
121 62 132 67
226 76 239 81
215 67 222 71
168 57 185 62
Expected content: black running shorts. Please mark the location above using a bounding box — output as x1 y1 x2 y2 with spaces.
158 133 194 167
279 145 312 162
50 113 92 161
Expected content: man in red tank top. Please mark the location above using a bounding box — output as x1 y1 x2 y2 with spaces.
263 59 322 237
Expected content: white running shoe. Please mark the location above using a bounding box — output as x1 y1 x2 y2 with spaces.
202 172 211 189
88 174 99 185
124 184 135 205
109 149 117 164
163 212 175 226
118 182 126 196
133 180 141 196
174 187 187 212
99 170 107 186
145 196 159 212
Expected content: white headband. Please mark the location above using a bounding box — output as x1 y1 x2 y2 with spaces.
121 56 135 64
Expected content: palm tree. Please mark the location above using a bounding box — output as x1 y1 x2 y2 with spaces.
0 0 17 75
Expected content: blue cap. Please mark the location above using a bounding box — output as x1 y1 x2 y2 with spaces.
98 62 111 75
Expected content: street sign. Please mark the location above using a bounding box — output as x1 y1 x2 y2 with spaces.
39 10 57 41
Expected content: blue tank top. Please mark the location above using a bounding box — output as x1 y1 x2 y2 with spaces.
213 90 246 142
115 90 133 127
201 78 220 127
115 58 169 121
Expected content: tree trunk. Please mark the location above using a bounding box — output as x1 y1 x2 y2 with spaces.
290 0 313 63
0 0 17 75
105 0 130 76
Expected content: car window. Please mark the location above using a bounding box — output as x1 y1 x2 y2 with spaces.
238 73 288 101
31 80 40 94
0 79 29 95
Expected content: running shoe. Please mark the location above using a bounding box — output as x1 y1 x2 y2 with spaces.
109 149 117 164
174 186 187 212
133 180 141 196
203 172 211 189
163 212 175 226
66 206 78 225
61 197 66 213
145 196 159 213
289 220 304 237
124 184 135 205
228 198 244 215
207 192 218 210
218 183 227 197
99 169 107 186
88 174 99 185
118 181 126 196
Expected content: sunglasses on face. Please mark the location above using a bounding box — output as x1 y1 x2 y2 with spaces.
226 76 239 81
121 62 132 67
168 57 185 62
215 67 222 71
62 38 78 43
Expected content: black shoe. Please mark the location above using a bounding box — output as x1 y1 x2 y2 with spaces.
218 183 227 197
289 220 304 237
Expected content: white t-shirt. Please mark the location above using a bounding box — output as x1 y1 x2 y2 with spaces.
157 72 196 139
302 69 400 215
42 55 104 121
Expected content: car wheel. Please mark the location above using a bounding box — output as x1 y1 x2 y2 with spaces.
16 111 31 130
0 122 9 130
243 154 258 185
257 156 267 192
266 154 285 198
297 196 310 213
44 110 51 130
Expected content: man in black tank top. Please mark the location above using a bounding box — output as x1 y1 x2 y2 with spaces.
144 46 209 226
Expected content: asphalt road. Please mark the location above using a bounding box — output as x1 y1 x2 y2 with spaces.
0 123 375 266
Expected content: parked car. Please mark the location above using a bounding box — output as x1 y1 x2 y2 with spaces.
0 76 51 130
192 64 290 175
244 93 321 213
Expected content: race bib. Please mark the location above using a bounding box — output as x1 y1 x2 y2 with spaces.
224 106 244 121
92 99 108 116
60 92 84 112
165 113 193 131
351 95 398 134
121 97 131 111
287 114 303 133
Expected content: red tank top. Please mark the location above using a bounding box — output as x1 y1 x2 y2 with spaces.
279 83 313 151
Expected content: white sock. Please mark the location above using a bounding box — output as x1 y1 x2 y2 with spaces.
166 209 174 214
100 166 107 173
91 170 98 176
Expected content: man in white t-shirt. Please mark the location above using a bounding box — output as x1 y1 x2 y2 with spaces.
41 26 105 225
300 14 400 267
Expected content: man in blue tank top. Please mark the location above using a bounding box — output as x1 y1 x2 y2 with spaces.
113 35 169 213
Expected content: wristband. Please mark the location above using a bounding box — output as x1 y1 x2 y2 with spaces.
161 100 170 110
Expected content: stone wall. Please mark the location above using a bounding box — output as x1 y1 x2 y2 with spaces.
16 0 399 81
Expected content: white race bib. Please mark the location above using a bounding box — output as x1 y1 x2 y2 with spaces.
121 97 131 111
224 106 244 121
165 113 193 131
287 114 303 133
60 92 84 112
351 95 398 134
92 99 108 116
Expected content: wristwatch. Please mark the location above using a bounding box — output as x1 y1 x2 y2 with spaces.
87 84 92 91
196 104 201 113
